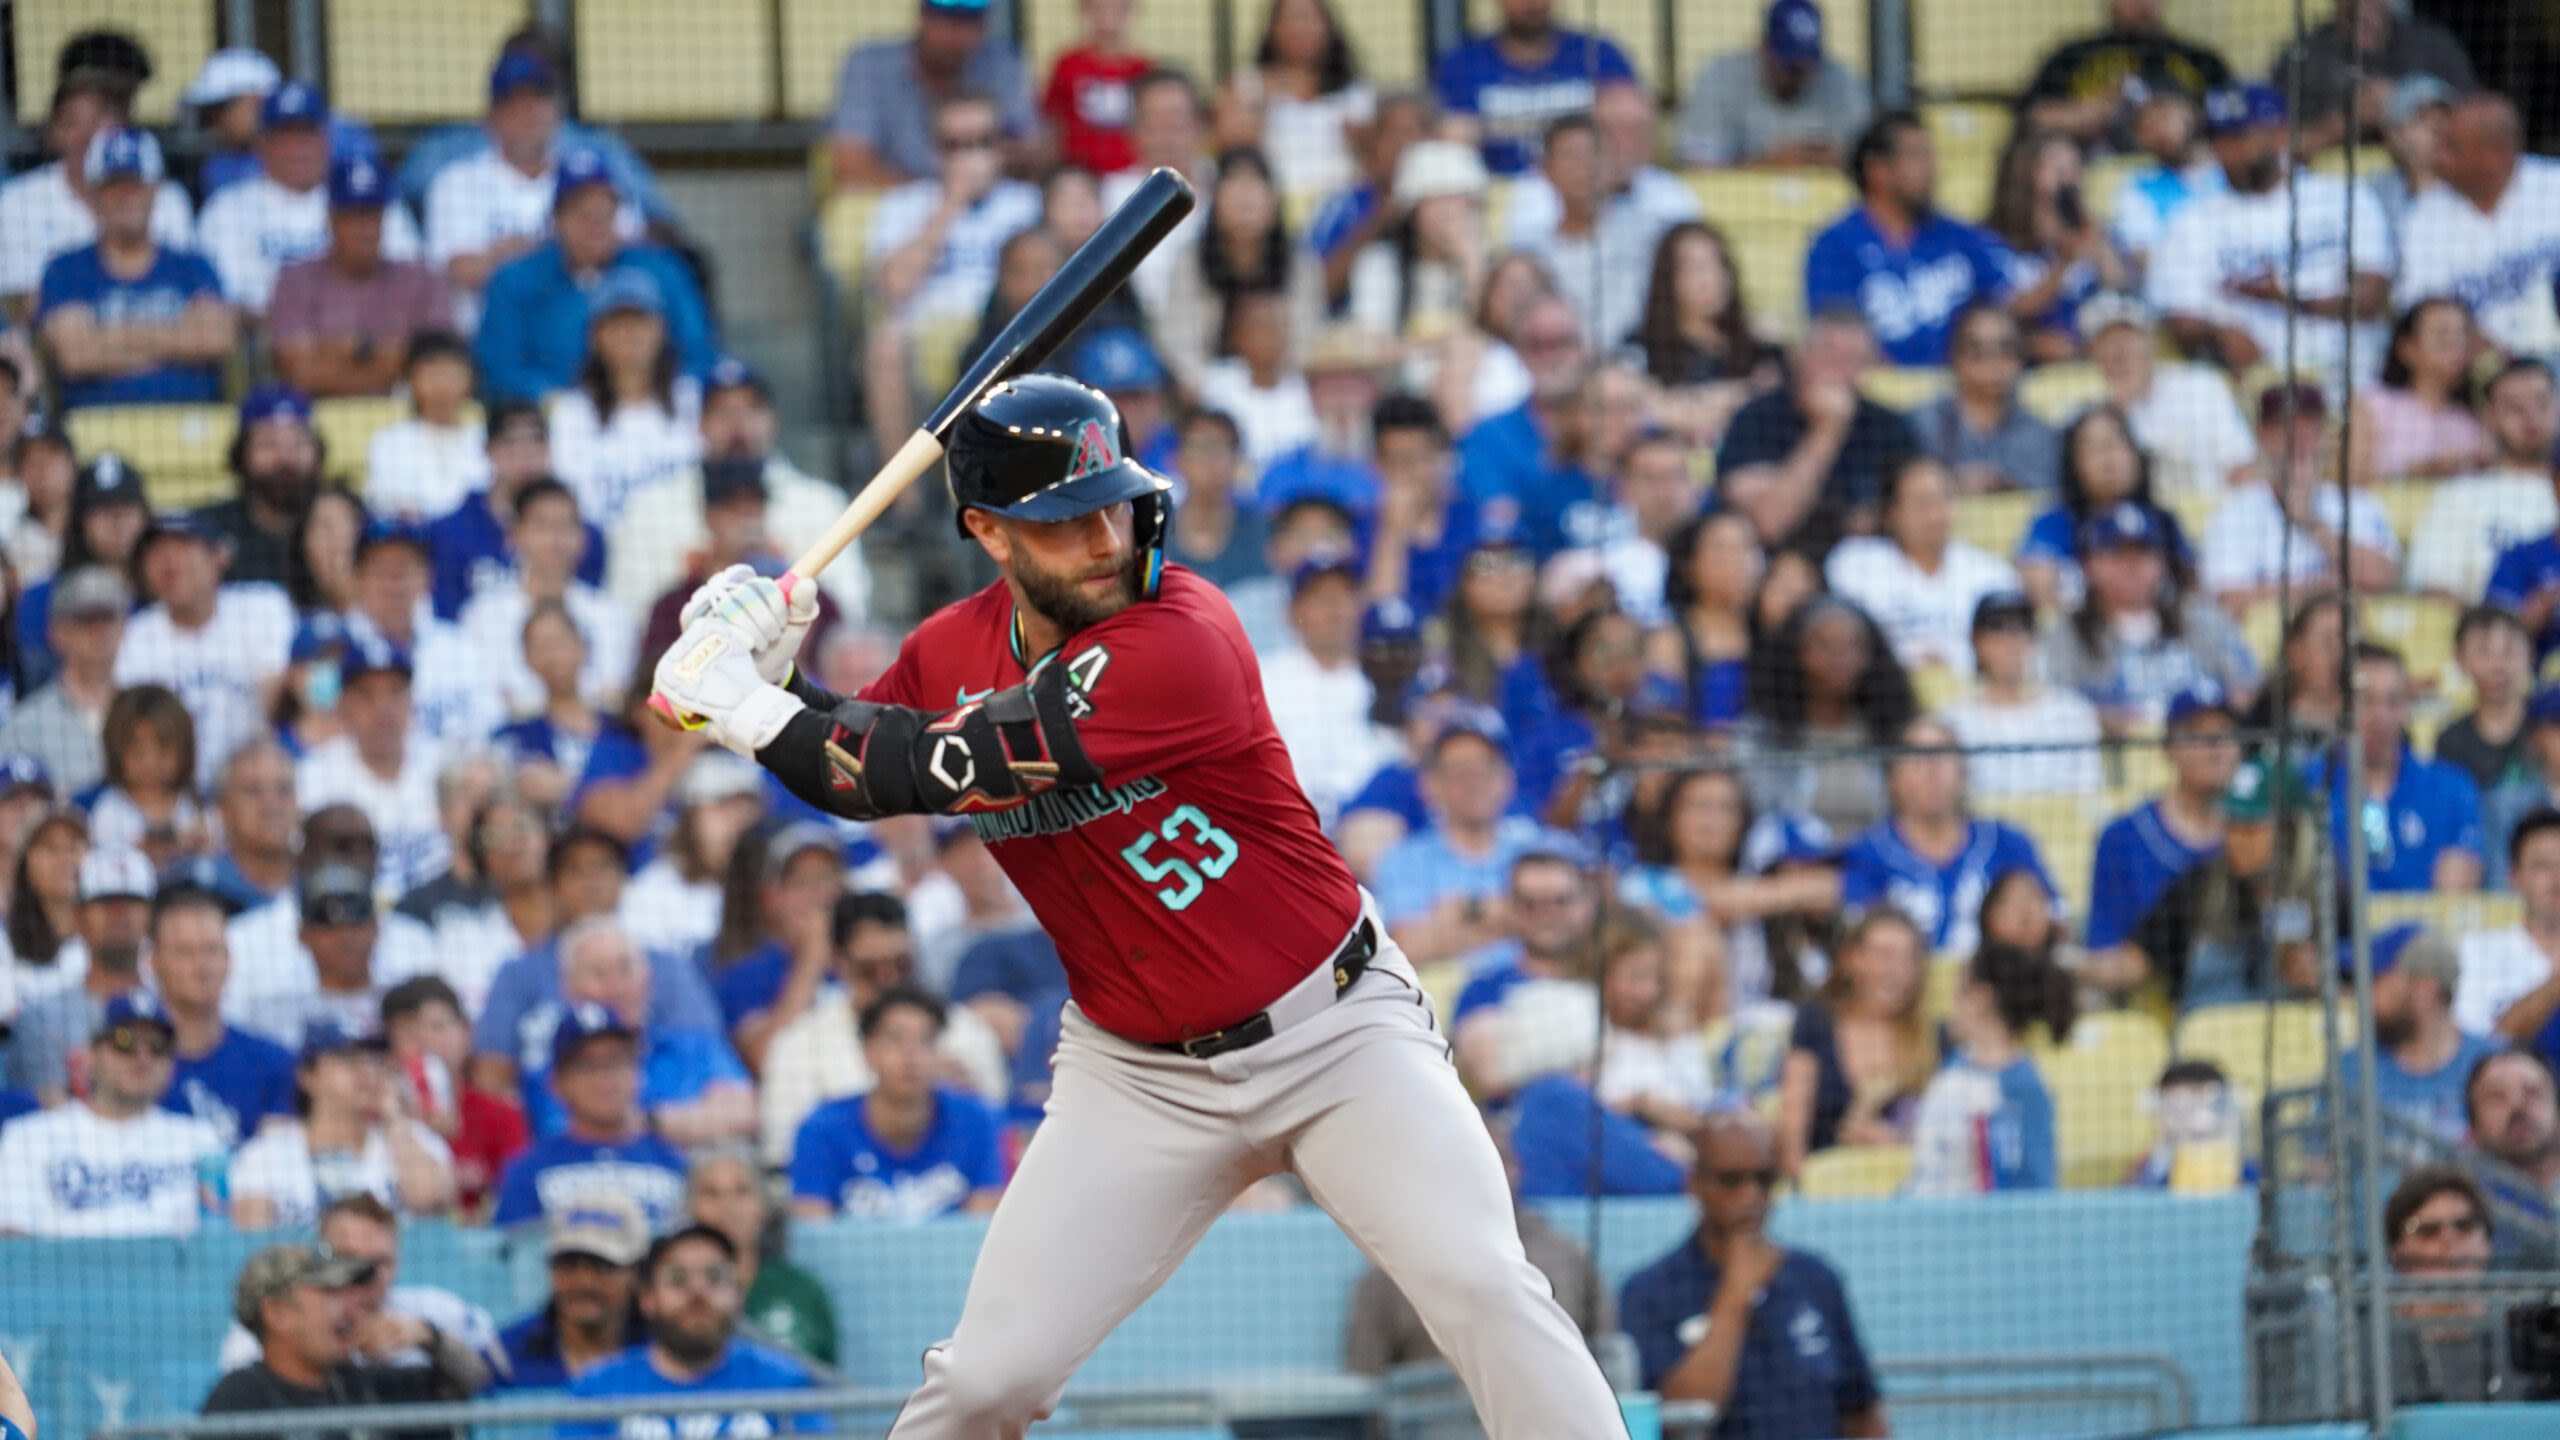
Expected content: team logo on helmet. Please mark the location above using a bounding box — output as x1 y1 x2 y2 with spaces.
1066 420 1118 482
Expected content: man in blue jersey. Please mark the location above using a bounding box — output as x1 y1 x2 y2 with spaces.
564 1223 823 1435
1432 0 1636 176
37 129 237 409
1371 710 1575 969
2339 926 2506 1148
498 1190 651 1390
150 882 296 1148
2312 643 2485 894
523 917 753 1146
490 1002 689 1231
789 987 1004 1222
2084 686 2236 987
1840 717 2053 956
1806 111 2013 368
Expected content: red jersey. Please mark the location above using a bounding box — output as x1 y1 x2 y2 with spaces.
1041 48 1150 175
863 567 1363 1044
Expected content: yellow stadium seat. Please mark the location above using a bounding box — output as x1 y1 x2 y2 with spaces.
2309 146 2394 181
2175 1001 2351 1106
1950 488 2041 560
2167 0 2297 76
1029 0 1219 99
1482 178 1516 251
312 398 408 489
1912 0 2083 99
1673 0 1869 95
2240 598 2286 672
1969 790 2100 920
2159 487 2221 557
1732 227 1813 343
1911 663 1969 715
68 405 235 510
2108 739 2177 809
2361 592 2462 697
1859 366 1951 413
2367 892 2523 936
2019 363 2108 426
2035 1010 2170 1189
1416 959 1468 1034
575 0 775 122
1796 1144 1913 1199
1232 0 1428 89
2375 479 2433 549
781 0 923 119
2084 154 2144 228
1923 956 1966 1024
1921 102 2011 224
1467 0 1663 89
1684 169 1858 231
914 313 980 395
329 0 529 124
14 1 213 126
817 190 887 291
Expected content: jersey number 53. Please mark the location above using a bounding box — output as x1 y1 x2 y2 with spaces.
1119 804 1240 911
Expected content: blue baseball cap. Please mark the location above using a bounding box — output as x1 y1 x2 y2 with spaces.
1288 550 1362 596
552 1001 637 1068
239 383 314 431
355 517 432 564
2166 681 2235 730
1069 327 1167 394
1764 0 1825 65
0 754 51 800
2079 501 2164 555
98 991 175 1043
84 128 164 187
327 151 392 210
1429 704 1513 761
703 356 770 400
2204 82 2287 138
1361 597 1421 646
260 80 326 130
76 451 148 509
587 267 664 323
138 509 225 557
297 1018 385 1064
340 631 413 684
491 50 560 99
290 612 349 664
553 146 617 208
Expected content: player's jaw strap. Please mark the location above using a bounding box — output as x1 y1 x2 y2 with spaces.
758 661 1102 821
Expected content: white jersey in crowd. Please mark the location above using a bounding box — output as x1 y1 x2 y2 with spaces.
2394 157 2560 361
416 902 527 1020
2406 466 2560 599
620 860 725 960
87 787 207 856
12 937 89 1011
295 733 453 895
2121 362 2256 496
1196 363 1317 469
424 149 643 329
1518 200 1684 353
864 178 1043 324
2149 168 2395 388
457 580 636 716
220 1284 498 1373
0 164 195 295
1824 537 2020 678
759 991 1010 1164
2199 481 2402 601
0 1102 221 1237
547 381 703 529
1938 687 2107 798
605 456 870 619
223 897 436 1034
1260 646 1390 830
228 1118 452 1228
2455 926 2559 1038
365 419 490 523
112 583 296 790
197 176 425 311
341 608 504 747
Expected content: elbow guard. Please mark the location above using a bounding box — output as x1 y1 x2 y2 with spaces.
812 661 1104 818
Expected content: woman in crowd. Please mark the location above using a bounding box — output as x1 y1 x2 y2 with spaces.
491 602 612 813
1907 940 2071 1194
1200 290 1319 466
547 274 702 529
1518 605 1658 825
1444 536 1553 729
1978 863 2075 966
1160 147 1324 397
6 427 76 586
2350 297 2490 487
231 1029 456 1229
1937 590 2105 797
18 454 148 682
1647 511 1761 729
2040 502 2258 734
1825 455 2021 678
687 1145 839 1367
1778 905 1936 1178
1621 766 1841 1021
622 753 767 962
1436 249 1555 428
2015 406 2194 614
2110 759 2327 1011
82 684 203 866
1625 221 1782 447
272 614 348 760
5 808 87 1003
1591 909 1720 1121
2240 593 2348 741
1738 595 1920 840
416 791 554 1017
1215 0 1372 198
1348 139 1490 360
1983 128 2126 358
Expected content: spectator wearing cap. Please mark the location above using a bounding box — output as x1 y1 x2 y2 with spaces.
1065 326 1178 474
2016 408 2201 617
0 567 126 794
1158 409 1268 588
790 987 1004 1220
403 27 675 224
1939 592 2106 798
147 881 298 1147
0 989 221 1236
2039 500 2259 735
361 333 487 521
2200 382 2401 615
194 384 327 589
1824 455 2021 680
1676 0 1871 170
458 477 634 716
2272 0 2477 156
345 517 504 748
2341 925 2507 1147
2150 82 2393 384
1431 0 1634 177
218 1191 504 1380
2080 294 2255 496
566 1223 822 1430
2439 606 2536 799
199 83 424 317
542 268 710 528
203 1241 486 1414
270 156 455 400
8 844 154 1102
2020 0 2232 150
2078 686 2236 972
2395 92 2560 359
1343 139 1491 355
498 1190 653 1388
181 48 284 199
2308 643 2485 896
531 917 753 1145
15 452 146 691
37 130 234 410
1372 713 1575 968
294 634 452 897
829 0 1039 190
1913 303 2063 493
1262 552 1389 827
490 997 692 1230
1807 113 2014 370
228 1020 455 1230
2122 756 2327 1010
1837 717 2057 957
1715 308 1919 563
0 71 194 302
706 824 851 1071
474 149 714 408
423 400 604 622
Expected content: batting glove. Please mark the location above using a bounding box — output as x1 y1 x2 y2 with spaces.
654 618 807 759
677 566 817 686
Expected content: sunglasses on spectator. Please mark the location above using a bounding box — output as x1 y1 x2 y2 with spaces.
2404 1214 2484 1243
1705 1167 1779 1191
101 1026 173 1059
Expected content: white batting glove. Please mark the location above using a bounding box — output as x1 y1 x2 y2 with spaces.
678 566 817 686
653 618 807 759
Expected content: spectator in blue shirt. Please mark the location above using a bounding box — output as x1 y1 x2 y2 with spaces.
1307 92 1437 308
702 823 847 1069
2485 512 2560 667
1806 111 2014 369
1432 0 1637 176
489 1002 691 1231
2339 926 2507 1148
1620 1109 1888 1436
2314 643 2485 895
1908 943 2067 1194
497 1190 651 1390
1454 295 1601 557
2084 685 2236 968
423 400 608 621
790 987 1005 1221
1370 709 1574 969
149 882 297 1148
562 1224 822 1437
39 130 237 410
521 919 753 1148
1839 717 2055 956
474 148 715 403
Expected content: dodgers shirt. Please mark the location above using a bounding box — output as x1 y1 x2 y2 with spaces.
1620 1239 1881 1439
1804 207 2013 368
37 244 226 408
788 1088 1002 1221
562 1340 823 1438
2486 534 2560 662
1838 818 2053 956
1431 31 1636 176
490 1131 690 1230
2085 801 2221 951
164 1026 299 1149
0 1103 221 1237
2311 745 2485 894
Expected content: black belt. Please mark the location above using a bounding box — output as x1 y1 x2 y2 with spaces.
1151 919 1378 1060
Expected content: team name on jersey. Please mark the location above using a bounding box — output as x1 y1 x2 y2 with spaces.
618 1413 775 1440
47 1154 196 1212
971 774 1167 844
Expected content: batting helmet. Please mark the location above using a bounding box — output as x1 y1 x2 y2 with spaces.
946 374 1174 596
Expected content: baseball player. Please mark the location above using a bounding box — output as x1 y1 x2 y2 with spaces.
654 373 1627 1438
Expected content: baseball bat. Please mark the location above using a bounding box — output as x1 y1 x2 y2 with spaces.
650 167 1197 729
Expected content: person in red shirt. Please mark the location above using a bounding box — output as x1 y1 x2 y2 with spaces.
382 975 528 1219
1040 0 1152 174
654 374 1625 1438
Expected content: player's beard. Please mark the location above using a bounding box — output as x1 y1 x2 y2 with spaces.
1014 546 1144 634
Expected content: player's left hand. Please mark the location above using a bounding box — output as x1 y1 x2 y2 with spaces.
654 618 808 759
681 565 817 685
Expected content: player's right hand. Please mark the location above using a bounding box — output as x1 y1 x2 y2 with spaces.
655 617 807 759
680 565 815 685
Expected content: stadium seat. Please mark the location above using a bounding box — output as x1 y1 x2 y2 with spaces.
2019 362 2108 426
2035 1010 2170 1189
1923 955 1965 1023
1466 0 1664 90
66 405 234 510
2083 153 2144 228
780 0 923 119
817 189 886 293
1732 225 1815 343
1858 366 1951 414
1482 177 1517 251
1950 488 2040 560
2375 479 2432 548
1796 1144 1913 1199
329 0 531 123
1231 0 1427 89
2360 593 2461 696
1682 169 1858 231
2367 892 2523 936
1969 790 2101 920
1672 0 1869 98
2174 1002 2351 1107
1415 959 1468 1036
1911 0 2084 99
1920 102 2010 223
2159 487 2220 559
312 398 407 490
574 0 776 122
2167 0 2298 77
1910 663 1968 715
1027 0 1219 101
2107 740 2177 813
2308 146 2395 183
14 1 214 126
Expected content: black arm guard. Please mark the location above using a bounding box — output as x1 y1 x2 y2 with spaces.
757 662 1103 820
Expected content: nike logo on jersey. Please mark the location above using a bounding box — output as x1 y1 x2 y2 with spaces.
956 685 995 705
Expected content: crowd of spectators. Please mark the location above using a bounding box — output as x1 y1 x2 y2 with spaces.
1 0 2559 1423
